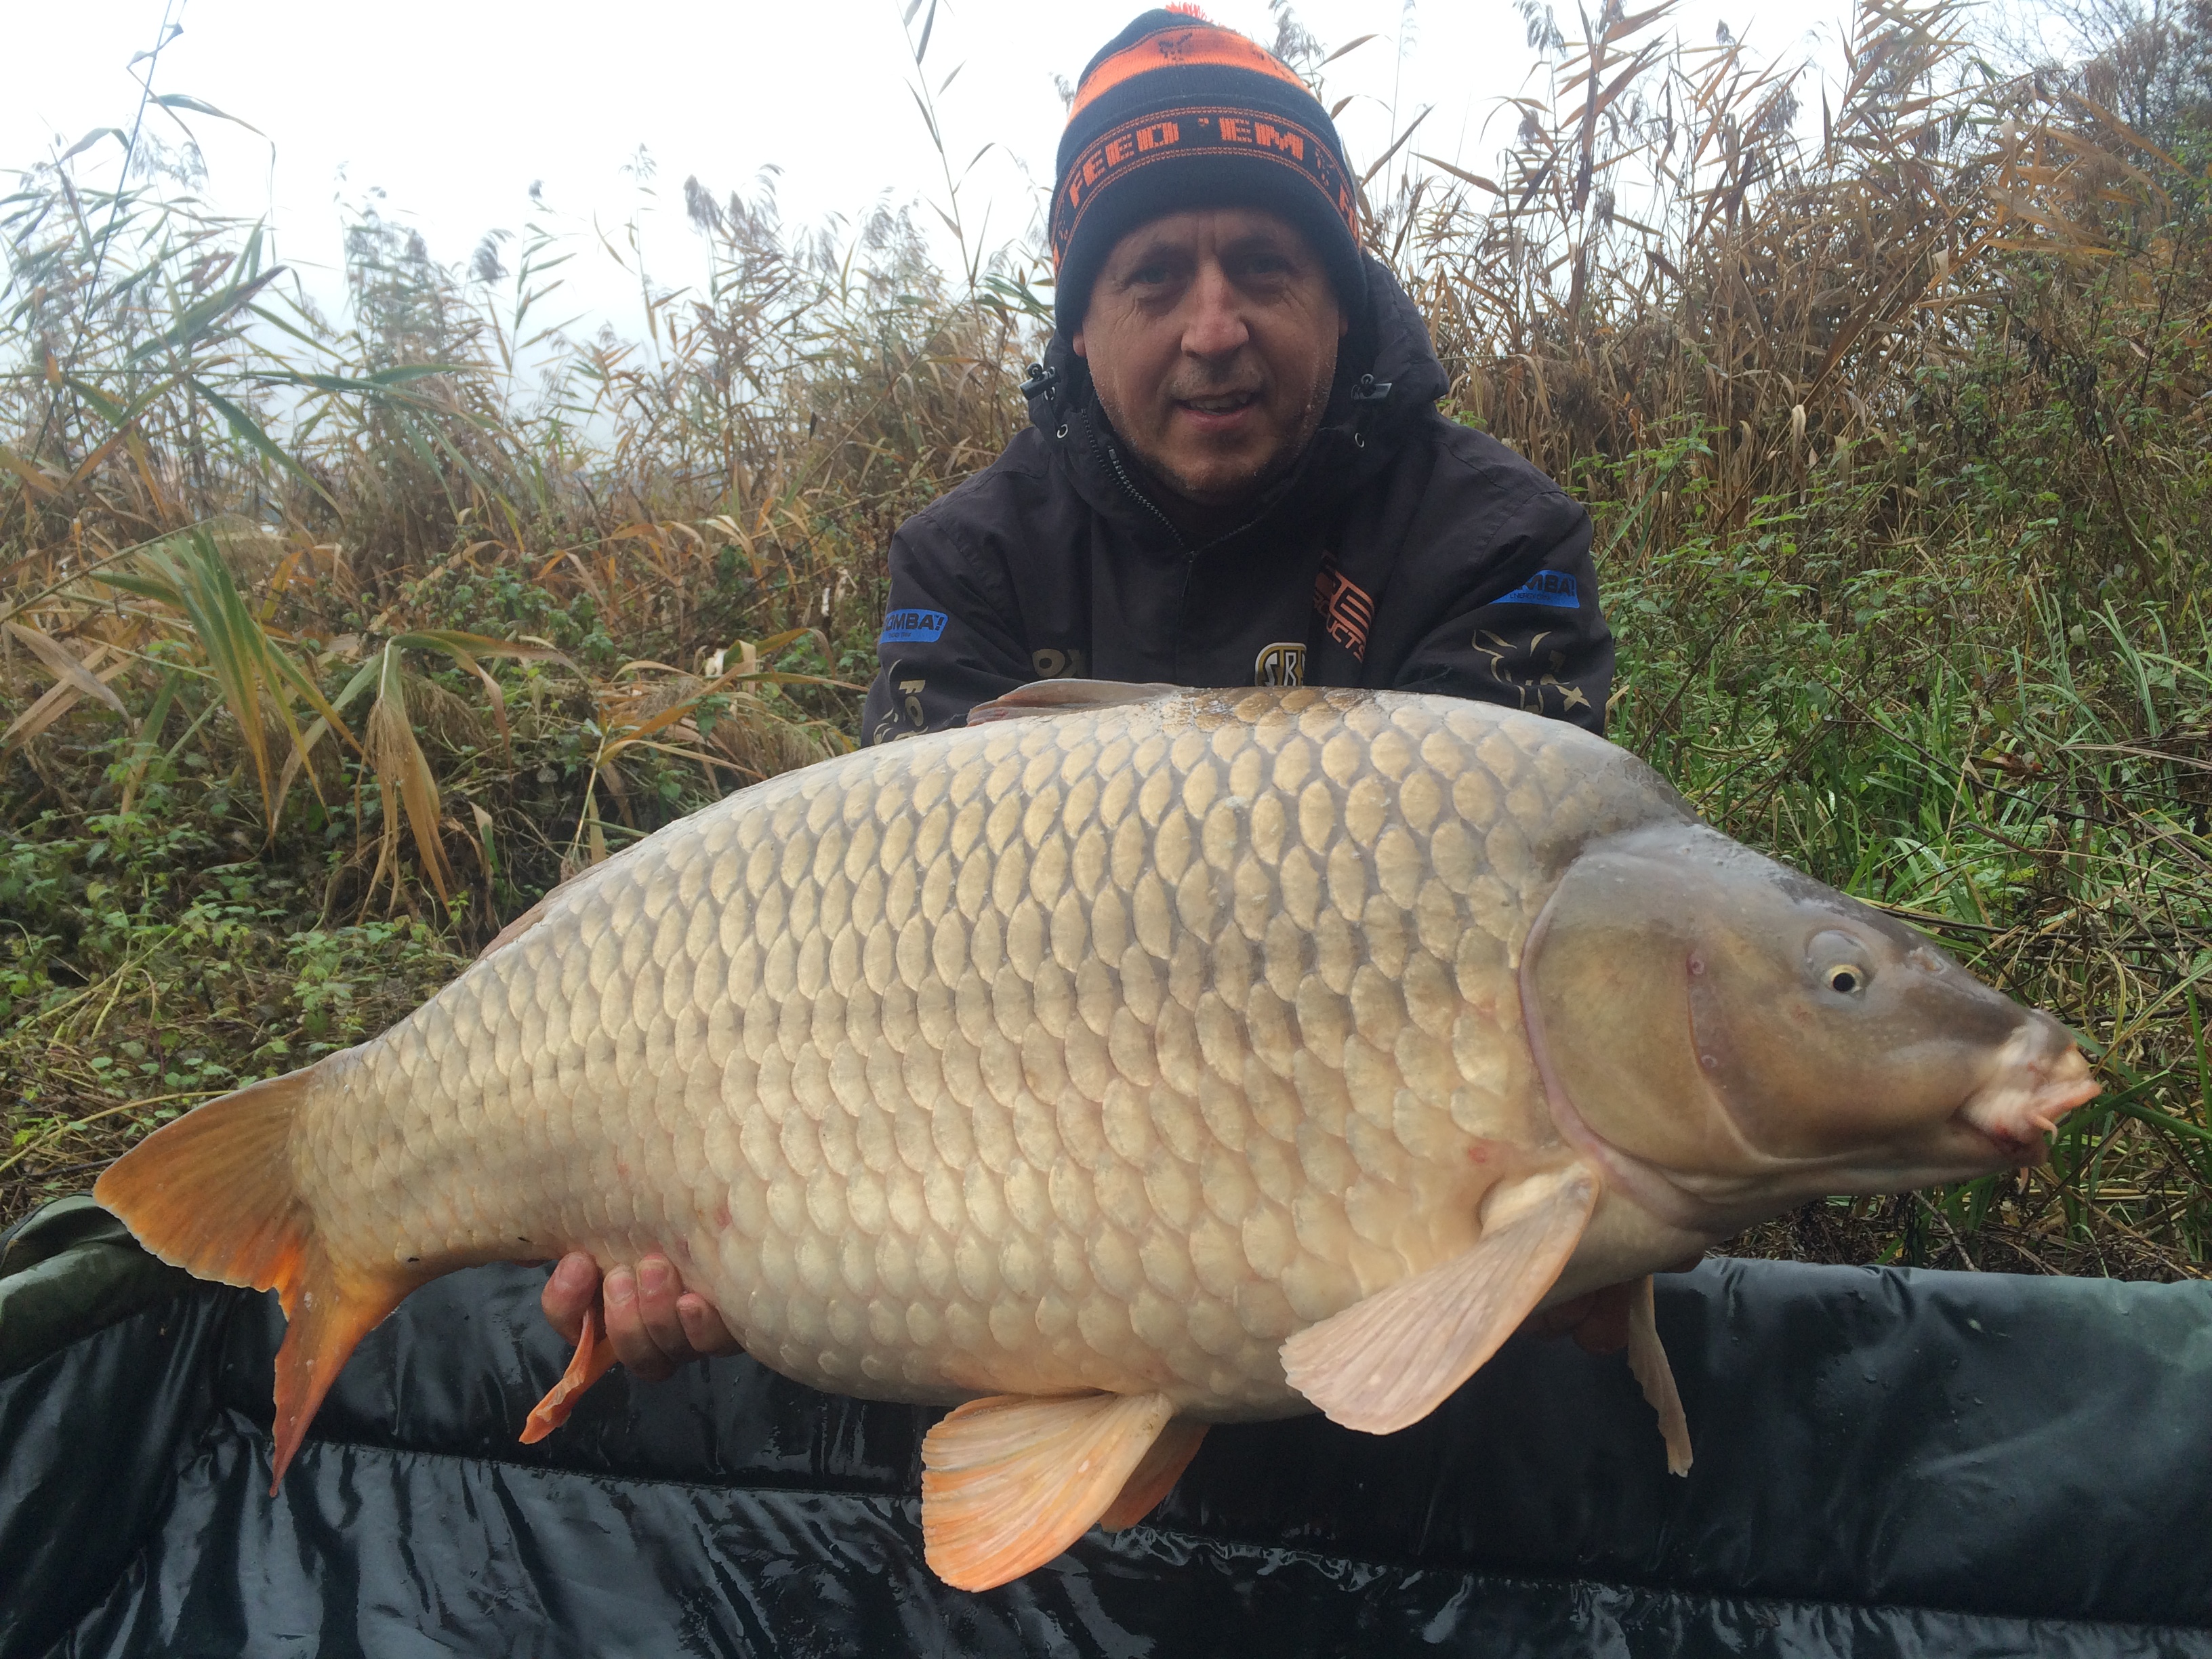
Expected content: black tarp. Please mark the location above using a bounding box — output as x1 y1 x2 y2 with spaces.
2 1193 2209 1658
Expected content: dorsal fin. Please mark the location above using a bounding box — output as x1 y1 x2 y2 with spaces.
964 680 1181 726
476 890 558 960
474 833 653 962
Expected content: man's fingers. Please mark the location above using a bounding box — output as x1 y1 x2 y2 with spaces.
1570 1283 1635 1355
569 1254 738 1379
1521 1290 1596 1342
634 1256 692 1359
541 1252 600 1345
602 1265 678 1381
676 1292 743 1356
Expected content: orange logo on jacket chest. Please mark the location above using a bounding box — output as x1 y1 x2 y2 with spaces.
1313 554 1372 660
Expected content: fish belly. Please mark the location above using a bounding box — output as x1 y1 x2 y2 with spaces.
297 689 1677 1418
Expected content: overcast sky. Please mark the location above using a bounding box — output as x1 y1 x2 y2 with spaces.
8 0 2007 344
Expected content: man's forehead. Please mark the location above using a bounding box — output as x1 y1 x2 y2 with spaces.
1108 207 1316 264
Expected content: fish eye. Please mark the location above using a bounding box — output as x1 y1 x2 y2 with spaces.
1808 928 1873 996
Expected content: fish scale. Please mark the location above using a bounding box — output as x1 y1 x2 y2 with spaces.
290 688 1660 1414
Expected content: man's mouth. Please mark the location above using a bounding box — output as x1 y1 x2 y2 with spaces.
1175 390 1259 420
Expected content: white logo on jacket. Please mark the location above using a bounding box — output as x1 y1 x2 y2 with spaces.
1254 642 1307 687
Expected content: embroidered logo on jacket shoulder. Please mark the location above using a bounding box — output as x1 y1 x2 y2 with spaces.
1312 554 1372 660
1492 570 1580 609
1254 641 1306 687
1470 629 1592 717
879 609 948 644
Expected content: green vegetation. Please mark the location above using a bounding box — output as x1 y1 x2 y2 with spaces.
3 1 2207 1275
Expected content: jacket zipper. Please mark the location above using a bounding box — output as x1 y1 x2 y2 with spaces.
1082 403 1304 681
1081 398 1316 558
1086 409 1186 550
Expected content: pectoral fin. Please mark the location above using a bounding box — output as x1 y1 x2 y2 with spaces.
1626 1275 1693 1475
520 1302 619 1444
920 1390 1177 1591
1279 1163 1598 1435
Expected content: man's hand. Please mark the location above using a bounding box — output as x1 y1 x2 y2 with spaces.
540 1252 742 1381
1521 1284 1634 1353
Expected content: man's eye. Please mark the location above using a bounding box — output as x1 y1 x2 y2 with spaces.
1126 263 1176 287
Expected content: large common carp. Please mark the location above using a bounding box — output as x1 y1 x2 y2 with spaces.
97 683 2098 1590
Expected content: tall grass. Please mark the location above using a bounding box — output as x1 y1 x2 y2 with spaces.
2 0 2207 1277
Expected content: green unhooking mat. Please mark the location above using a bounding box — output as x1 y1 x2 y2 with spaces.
1 1193 2209 1657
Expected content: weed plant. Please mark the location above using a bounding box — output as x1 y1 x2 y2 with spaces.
1 1 2207 1277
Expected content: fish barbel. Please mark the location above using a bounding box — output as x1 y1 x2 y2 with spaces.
96 682 2100 1589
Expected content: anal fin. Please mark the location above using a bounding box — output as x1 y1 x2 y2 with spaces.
1626 1275 1693 1475
921 1391 1176 1590
520 1301 619 1443
1097 1418 1208 1531
1280 1163 1598 1435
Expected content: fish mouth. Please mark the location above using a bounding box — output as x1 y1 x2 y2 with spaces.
1956 1023 2102 1159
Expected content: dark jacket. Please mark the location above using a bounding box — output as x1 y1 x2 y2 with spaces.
860 258 1612 744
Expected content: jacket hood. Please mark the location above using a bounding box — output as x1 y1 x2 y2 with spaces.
1019 255 1452 548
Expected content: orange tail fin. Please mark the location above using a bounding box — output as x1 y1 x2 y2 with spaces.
94 1069 424 1494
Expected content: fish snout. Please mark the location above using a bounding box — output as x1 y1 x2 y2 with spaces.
1956 1015 2102 1159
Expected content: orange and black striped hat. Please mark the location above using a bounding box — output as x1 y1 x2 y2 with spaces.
1051 8 1363 334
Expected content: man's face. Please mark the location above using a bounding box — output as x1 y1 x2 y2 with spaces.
1073 207 1347 509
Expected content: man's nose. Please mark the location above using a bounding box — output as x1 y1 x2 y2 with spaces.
1180 263 1250 359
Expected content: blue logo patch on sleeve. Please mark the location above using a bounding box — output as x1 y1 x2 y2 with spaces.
1493 570 1580 609
878 609 948 644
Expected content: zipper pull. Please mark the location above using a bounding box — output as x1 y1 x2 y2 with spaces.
1351 373 1393 449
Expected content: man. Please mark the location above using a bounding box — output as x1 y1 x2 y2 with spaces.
544 7 1614 1378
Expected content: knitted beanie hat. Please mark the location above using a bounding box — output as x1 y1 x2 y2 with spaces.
1050 8 1365 337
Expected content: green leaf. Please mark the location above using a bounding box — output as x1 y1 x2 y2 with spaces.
189 379 336 508
63 371 182 434
128 267 283 363
60 376 128 428
131 528 357 834
154 93 265 135
367 363 466 386
60 127 128 163
91 569 184 607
